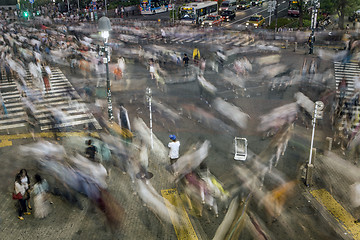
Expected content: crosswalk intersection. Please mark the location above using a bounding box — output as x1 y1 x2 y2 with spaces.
0 67 101 132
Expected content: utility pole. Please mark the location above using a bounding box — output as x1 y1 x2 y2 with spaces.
268 1 276 26
275 0 279 31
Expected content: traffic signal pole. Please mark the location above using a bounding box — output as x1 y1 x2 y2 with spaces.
305 101 324 187
309 0 319 54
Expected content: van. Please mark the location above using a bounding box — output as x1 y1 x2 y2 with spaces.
220 0 237 13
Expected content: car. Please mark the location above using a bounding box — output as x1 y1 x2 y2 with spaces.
251 0 263 6
221 10 236 21
201 15 223 27
246 14 265 28
238 0 251 9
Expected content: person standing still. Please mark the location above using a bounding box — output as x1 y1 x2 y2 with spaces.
168 135 180 165
14 173 31 220
183 54 189 77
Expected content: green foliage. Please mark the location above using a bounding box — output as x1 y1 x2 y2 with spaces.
320 0 336 14
108 0 139 9
267 17 312 29
268 18 294 29
0 0 17 5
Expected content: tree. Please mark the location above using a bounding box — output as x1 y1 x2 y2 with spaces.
0 0 17 5
321 0 360 29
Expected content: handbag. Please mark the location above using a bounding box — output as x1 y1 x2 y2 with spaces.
12 192 23 200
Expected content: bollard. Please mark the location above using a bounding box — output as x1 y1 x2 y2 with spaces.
325 137 333 151
305 163 314 187
294 42 297 52
285 39 288 49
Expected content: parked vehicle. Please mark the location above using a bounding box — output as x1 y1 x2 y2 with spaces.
140 0 170 14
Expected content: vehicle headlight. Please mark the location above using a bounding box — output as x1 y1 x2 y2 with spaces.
254 23 258 26
201 22 204 25
209 23 212 25
246 22 249 25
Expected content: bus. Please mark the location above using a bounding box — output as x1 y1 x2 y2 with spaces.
140 0 170 15
288 0 299 17
180 1 218 24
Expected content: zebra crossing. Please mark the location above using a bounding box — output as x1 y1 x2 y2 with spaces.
133 32 253 47
334 61 360 130
165 34 252 46
334 61 360 99
0 67 101 132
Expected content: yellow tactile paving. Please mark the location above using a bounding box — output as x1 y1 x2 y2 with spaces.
310 189 360 239
0 131 100 147
161 188 198 240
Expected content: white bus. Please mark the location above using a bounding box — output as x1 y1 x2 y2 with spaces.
180 1 218 24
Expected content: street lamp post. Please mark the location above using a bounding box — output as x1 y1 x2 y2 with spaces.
146 88 154 149
98 16 114 121
305 101 324 186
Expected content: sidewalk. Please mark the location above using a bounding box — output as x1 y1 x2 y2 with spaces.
0 133 180 239
305 146 360 239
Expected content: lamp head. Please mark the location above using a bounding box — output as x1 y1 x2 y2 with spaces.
98 16 112 41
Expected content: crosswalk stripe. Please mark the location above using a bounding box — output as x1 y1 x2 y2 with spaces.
0 122 26 130
40 118 99 130
0 116 26 125
39 113 94 124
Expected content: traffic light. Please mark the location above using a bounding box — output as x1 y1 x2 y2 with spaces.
314 101 324 119
23 11 28 18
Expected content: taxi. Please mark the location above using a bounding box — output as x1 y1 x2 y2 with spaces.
201 15 223 27
246 14 265 28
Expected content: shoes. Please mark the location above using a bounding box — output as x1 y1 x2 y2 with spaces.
23 212 31 215
18 216 24 220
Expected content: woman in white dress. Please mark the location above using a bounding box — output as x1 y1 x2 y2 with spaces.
33 174 50 219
